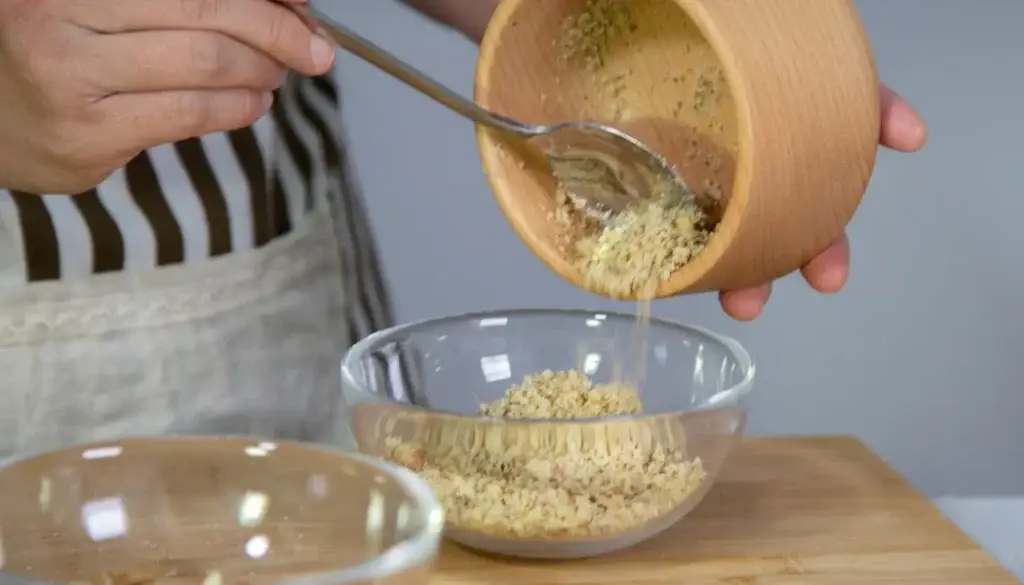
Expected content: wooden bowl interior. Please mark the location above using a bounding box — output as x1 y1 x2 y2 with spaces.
476 0 741 295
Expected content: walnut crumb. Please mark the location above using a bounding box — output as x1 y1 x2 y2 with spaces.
384 369 705 540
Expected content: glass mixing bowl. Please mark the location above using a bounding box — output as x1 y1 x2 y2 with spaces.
341 309 754 559
0 437 443 585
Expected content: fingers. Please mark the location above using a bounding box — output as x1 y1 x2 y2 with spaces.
799 233 850 294
71 0 334 76
719 233 849 321
719 83 921 322
719 283 772 322
879 83 927 152
89 31 285 93
99 89 274 152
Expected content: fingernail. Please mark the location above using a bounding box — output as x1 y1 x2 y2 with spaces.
908 116 928 145
821 266 848 293
310 34 336 71
895 101 928 148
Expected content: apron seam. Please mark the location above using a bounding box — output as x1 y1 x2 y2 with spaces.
0 211 339 346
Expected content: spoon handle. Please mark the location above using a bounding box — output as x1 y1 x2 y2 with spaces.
307 8 528 136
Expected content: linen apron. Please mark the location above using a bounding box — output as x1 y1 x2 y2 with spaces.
0 73 393 460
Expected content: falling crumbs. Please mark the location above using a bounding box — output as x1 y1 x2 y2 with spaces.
554 0 716 298
386 369 706 539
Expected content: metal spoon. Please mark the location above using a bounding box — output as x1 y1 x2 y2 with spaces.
307 7 691 214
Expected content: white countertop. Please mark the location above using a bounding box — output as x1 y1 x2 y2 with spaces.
933 497 1023 580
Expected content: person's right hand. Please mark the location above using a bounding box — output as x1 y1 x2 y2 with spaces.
0 0 337 194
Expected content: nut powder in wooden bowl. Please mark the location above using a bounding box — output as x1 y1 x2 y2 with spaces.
548 0 733 299
384 370 706 540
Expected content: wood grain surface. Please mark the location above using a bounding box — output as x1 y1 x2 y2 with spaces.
476 0 880 298
435 436 1018 584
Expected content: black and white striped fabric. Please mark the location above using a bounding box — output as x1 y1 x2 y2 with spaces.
0 74 393 342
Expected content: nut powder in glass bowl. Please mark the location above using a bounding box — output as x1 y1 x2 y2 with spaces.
384 370 706 540
98 567 224 585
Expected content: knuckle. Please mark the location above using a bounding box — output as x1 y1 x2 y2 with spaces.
249 58 286 90
15 40 60 95
19 53 52 94
220 91 266 131
187 34 226 79
205 41 281 90
260 6 310 63
6 21 93 115
42 120 95 166
33 132 119 193
172 91 264 136
41 122 77 159
218 91 262 130
173 92 213 136
238 92 268 123
263 10 289 46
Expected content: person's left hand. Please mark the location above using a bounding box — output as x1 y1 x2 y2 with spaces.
718 83 928 321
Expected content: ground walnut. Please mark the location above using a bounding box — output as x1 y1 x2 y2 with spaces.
385 369 705 539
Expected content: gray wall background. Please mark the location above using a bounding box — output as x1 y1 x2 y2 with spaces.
324 1 1023 497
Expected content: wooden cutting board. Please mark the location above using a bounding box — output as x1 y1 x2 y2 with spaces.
434 436 1018 584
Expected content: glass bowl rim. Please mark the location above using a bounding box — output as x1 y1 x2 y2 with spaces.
341 308 756 423
0 435 445 585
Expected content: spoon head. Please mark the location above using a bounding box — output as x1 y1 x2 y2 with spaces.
531 122 693 216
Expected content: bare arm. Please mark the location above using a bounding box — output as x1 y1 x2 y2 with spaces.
401 0 500 43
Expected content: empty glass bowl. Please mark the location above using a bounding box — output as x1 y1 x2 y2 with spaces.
340 309 754 559
0 437 443 585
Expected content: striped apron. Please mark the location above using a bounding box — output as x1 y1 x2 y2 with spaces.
0 73 392 459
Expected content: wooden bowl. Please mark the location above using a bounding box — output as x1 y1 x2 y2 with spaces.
475 0 880 299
